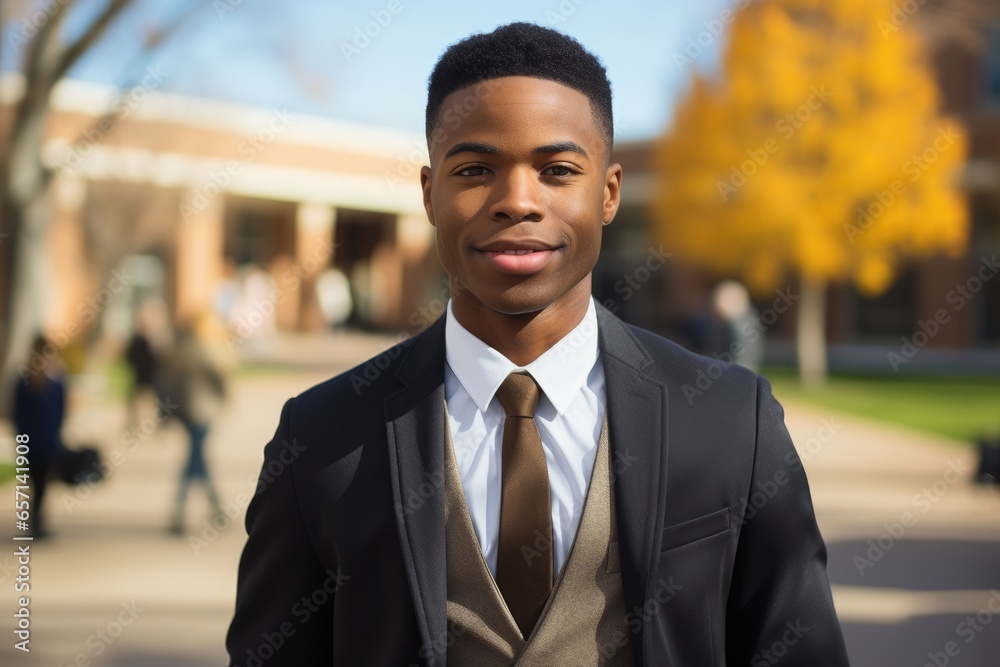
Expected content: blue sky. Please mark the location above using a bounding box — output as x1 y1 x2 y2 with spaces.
3 0 738 141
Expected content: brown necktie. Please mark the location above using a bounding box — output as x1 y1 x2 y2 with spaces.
495 371 553 638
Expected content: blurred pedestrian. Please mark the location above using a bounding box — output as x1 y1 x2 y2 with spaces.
12 333 67 539
711 279 764 372
680 300 732 358
315 266 353 330
233 264 277 352
162 313 228 535
123 303 161 431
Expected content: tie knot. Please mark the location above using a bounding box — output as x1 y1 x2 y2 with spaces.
495 371 541 418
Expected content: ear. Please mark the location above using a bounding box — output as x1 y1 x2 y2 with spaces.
420 165 436 227
602 163 623 226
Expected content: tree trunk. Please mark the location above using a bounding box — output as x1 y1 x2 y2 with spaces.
0 192 50 420
796 275 828 387
0 97 53 419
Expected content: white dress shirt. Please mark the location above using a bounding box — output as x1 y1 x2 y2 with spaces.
444 296 606 580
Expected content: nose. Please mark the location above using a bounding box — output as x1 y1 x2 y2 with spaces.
488 165 544 224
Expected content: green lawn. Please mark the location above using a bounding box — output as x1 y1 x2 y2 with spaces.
0 462 15 486
104 359 133 399
763 367 1000 444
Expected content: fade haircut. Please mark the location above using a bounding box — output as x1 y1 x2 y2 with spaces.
425 22 614 155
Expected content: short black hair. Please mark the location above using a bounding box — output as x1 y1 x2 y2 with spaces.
425 22 613 154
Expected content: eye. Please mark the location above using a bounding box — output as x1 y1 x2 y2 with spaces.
456 166 490 177
543 164 576 177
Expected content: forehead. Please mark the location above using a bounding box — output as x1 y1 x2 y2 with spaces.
431 76 606 158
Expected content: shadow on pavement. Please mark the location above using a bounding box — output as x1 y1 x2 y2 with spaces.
842 614 998 667
828 538 1000 590
826 538 1000 667
104 650 222 666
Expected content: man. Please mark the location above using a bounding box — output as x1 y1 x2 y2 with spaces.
226 22 849 666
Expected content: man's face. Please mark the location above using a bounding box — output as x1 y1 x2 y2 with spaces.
421 76 622 318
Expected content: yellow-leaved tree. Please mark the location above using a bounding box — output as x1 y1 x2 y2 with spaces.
653 0 968 385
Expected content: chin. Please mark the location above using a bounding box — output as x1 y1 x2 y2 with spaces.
487 284 565 316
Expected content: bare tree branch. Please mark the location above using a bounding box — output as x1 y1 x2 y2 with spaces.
1 1 72 167
51 0 133 82
19 1 73 83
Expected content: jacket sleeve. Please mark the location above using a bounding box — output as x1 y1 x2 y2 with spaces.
226 397 336 666
725 375 850 666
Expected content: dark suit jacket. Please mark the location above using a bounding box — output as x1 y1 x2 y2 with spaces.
226 302 850 666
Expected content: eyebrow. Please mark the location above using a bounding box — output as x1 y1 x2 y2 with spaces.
443 141 500 159
442 140 590 160
534 141 588 158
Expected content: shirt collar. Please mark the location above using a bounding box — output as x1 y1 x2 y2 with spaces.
444 296 600 416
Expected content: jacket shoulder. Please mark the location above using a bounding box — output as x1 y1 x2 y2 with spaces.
618 321 760 398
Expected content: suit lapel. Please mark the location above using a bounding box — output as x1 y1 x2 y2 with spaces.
385 316 449 667
596 303 669 666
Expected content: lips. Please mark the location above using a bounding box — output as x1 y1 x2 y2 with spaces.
476 239 559 253
474 239 562 276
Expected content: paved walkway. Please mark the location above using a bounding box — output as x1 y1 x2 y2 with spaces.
0 331 996 666
778 398 1000 666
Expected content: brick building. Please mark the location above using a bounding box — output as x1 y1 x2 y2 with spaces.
0 74 438 349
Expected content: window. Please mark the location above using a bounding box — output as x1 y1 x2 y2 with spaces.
853 269 917 341
985 27 1000 105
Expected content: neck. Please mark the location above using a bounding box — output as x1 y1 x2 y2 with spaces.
450 278 592 367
